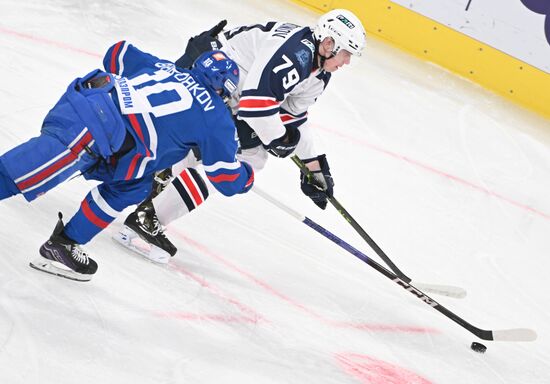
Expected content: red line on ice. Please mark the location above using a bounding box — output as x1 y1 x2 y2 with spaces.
168 262 265 324
318 124 550 221
0 26 102 58
335 353 433 384
174 232 437 335
154 312 260 324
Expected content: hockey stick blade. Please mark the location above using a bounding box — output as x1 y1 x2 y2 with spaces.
412 282 467 299
491 328 538 342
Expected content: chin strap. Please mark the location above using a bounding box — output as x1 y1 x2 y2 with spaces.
313 37 336 71
313 41 322 71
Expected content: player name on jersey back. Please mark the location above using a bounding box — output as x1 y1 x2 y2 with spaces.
113 63 216 117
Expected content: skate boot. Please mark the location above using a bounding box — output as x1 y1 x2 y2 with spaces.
30 212 98 282
113 200 177 264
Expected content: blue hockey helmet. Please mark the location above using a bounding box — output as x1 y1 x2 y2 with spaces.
193 50 239 98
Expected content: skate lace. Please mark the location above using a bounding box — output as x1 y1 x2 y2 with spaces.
71 245 89 265
150 216 166 238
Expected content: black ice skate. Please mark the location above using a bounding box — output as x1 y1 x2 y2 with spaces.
112 201 177 264
29 212 98 282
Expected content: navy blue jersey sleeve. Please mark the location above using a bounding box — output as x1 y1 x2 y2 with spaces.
103 41 162 77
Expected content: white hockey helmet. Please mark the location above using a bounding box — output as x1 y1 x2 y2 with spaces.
314 9 366 57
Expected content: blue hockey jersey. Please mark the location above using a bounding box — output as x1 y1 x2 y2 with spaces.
103 41 253 196
0 41 253 246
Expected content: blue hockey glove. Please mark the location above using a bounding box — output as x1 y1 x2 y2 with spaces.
300 154 334 210
175 20 227 69
265 127 301 158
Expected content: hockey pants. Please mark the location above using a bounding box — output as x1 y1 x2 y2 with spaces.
0 128 152 244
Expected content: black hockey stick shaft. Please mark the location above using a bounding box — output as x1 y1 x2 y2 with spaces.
303 217 495 340
291 155 411 282
253 186 535 342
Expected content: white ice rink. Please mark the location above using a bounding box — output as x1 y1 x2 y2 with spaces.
1 0 549 383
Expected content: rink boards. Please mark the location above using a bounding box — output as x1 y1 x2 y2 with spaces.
291 0 550 119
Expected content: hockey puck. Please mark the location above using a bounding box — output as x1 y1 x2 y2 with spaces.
470 342 487 353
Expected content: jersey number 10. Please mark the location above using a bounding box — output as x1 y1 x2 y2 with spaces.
127 67 194 117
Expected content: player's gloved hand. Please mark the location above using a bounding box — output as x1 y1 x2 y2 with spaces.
265 127 301 158
300 154 334 210
175 20 228 69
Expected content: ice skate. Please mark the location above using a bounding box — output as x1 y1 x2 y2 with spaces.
30 212 98 282
112 201 176 264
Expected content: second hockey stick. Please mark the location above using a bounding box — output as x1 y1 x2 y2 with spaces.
253 186 536 342
291 155 465 298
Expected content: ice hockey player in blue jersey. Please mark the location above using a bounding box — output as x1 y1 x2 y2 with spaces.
115 9 367 263
0 44 254 281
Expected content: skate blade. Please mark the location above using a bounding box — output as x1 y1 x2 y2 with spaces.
29 257 93 282
112 226 171 264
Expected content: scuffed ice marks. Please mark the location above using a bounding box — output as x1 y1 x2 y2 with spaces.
52 0 167 39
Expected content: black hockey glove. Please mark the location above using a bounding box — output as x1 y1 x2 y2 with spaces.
175 20 227 69
265 127 301 158
300 154 334 210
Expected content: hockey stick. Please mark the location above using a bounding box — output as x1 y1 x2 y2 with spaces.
253 186 536 342
291 156 408 276
291 155 465 298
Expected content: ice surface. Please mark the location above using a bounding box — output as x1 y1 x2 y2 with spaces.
0 1 549 383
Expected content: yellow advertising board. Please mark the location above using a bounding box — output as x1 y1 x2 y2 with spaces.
291 0 550 119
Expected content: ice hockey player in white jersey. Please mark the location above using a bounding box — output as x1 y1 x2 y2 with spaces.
114 9 367 262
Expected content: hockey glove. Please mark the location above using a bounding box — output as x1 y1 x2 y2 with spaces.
300 154 334 210
175 20 228 69
265 127 301 158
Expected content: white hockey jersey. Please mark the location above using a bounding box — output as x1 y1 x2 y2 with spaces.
219 22 331 158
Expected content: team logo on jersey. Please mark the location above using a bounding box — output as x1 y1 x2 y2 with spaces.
337 14 355 29
301 39 315 54
295 49 310 68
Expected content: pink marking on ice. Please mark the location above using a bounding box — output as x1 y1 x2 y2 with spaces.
329 321 439 334
172 232 437 335
318 125 550 221
154 312 260 324
169 262 264 324
179 234 324 320
0 26 102 58
335 353 433 384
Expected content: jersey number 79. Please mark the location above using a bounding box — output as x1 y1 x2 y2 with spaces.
272 55 300 90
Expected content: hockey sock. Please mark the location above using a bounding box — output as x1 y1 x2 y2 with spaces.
154 168 210 226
